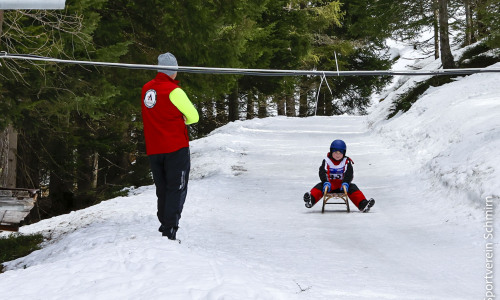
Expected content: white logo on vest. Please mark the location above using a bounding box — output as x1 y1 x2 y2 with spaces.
144 89 157 108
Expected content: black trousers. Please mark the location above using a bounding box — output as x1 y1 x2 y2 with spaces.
149 147 190 230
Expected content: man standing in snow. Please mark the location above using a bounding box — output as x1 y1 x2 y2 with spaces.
141 52 199 240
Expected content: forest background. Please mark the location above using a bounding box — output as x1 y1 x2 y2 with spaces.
0 0 499 221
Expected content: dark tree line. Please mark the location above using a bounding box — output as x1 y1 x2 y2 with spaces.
0 0 499 220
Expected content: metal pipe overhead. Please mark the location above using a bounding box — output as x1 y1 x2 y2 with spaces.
2 52 500 77
0 0 66 9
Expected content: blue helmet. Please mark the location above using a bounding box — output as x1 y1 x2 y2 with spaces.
330 139 346 154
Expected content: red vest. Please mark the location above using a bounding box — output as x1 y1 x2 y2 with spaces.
141 73 189 155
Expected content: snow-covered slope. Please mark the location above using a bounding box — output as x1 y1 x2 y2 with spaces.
0 113 495 299
369 41 500 205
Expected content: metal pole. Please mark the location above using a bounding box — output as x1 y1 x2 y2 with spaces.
0 0 65 10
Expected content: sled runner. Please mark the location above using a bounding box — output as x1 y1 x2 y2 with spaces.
322 185 350 213
0 187 39 232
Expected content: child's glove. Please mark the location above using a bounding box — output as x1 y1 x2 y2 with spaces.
323 182 331 192
341 182 349 192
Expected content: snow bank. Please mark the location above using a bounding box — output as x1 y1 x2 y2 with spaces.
369 44 500 205
1 186 293 300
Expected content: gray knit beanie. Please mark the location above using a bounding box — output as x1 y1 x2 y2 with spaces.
157 52 178 76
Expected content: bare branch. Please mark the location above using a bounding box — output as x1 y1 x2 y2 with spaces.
0 9 93 80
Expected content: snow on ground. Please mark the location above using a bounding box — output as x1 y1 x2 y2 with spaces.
0 113 495 299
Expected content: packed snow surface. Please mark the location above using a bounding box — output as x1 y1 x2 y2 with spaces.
1 112 497 299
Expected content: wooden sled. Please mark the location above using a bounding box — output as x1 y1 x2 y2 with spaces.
0 187 39 232
321 185 350 213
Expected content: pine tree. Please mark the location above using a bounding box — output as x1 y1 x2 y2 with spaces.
303 0 392 115
478 0 500 47
0 5 96 197
438 0 455 68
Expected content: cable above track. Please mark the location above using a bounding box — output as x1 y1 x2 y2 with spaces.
2 52 500 77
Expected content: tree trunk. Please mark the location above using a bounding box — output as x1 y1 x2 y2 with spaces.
0 11 17 189
246 90 255 120
91 151 98 189
49 170 73 215
16 129 39 189
438 0 455 69
475 0 488 39
0 128 8 187
204 99 217 134
276 95 285 116
0 11 5 187
433 0 440 59
76 149 99 190
464 0 473 45
215 97 227 127
228 85 239 122
199 100 216 136
299 83 309 117
257 92 267 118
196 101 205 136
285 93 296 117
5 125 17 188
315 89 325 116
48 137 73 215
324 93 334 115
0 10 4 38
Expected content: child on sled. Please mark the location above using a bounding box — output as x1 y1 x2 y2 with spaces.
303 139 375 212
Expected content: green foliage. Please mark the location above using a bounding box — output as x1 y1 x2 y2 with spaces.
476 0 500 48
1 0 149 215
308 0 392 115
458 42 500 68
0 233 44 271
